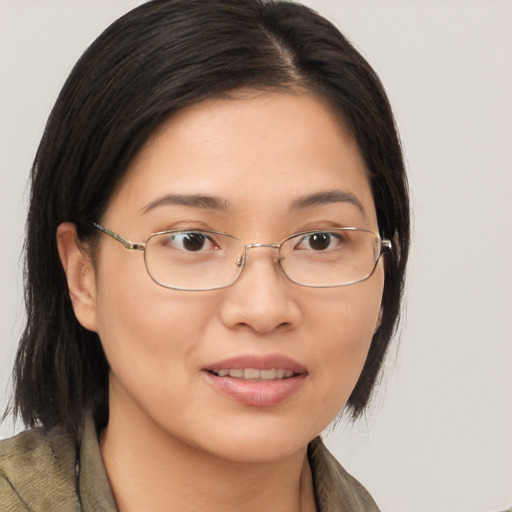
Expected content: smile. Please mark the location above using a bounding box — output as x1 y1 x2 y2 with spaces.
209 368 296 380
203 354 307 407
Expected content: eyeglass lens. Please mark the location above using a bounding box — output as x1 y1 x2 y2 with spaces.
143 229 382 291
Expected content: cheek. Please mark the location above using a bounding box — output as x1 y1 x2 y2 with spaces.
306 275 383 415
311 274 382 351
93 253 215 400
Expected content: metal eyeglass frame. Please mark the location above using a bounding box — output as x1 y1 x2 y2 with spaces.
93 222 392 291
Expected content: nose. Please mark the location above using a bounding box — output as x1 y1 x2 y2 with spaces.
218 246 302 335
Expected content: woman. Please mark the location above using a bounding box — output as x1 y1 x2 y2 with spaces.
0 0 409 510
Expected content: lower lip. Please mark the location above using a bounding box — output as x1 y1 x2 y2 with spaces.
203 372 307 407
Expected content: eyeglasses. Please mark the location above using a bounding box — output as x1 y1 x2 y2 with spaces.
93 223 391 291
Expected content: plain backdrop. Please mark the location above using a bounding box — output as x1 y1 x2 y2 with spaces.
1 1 511 511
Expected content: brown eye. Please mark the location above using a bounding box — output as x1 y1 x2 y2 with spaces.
308 233 331 251
181 233 206 251
164 232 213 252
294 232 341 252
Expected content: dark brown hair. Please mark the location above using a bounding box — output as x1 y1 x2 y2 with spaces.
10 0 409 437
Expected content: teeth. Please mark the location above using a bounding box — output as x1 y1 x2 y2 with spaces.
260 369 277 379
211 368 296 380
244 368 260 379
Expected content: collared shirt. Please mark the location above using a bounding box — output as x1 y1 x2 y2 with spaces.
0 414 380 511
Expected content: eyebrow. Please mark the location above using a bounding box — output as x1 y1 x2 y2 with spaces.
140 193 232 214
140 189 365 216
290 190 366 215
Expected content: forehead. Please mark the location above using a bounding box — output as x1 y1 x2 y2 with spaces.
106 90 377 230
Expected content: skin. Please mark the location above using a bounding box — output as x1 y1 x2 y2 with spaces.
57 89 385 512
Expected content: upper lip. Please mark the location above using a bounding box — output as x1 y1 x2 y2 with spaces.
203 354 307 374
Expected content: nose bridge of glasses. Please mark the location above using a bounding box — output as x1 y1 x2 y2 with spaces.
235 242 281 269
246 242 281 262
245 242 280 250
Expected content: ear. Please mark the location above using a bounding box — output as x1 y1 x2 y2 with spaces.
56 222 99 332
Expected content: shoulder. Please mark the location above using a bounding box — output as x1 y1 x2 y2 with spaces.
0 425 79 511
309 437 381 512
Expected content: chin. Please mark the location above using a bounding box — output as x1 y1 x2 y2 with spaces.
186 416 326 464
206 436 309 464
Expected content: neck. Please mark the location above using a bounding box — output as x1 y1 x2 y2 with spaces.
100 401 317 512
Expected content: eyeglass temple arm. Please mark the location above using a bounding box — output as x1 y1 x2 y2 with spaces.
93 223 145 251
381 239 392 252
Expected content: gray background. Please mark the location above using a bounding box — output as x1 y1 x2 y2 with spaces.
1 1 511 511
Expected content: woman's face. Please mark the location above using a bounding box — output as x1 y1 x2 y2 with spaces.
81 90 384 462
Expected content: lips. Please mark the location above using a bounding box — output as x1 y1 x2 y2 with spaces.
202 354 307 407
